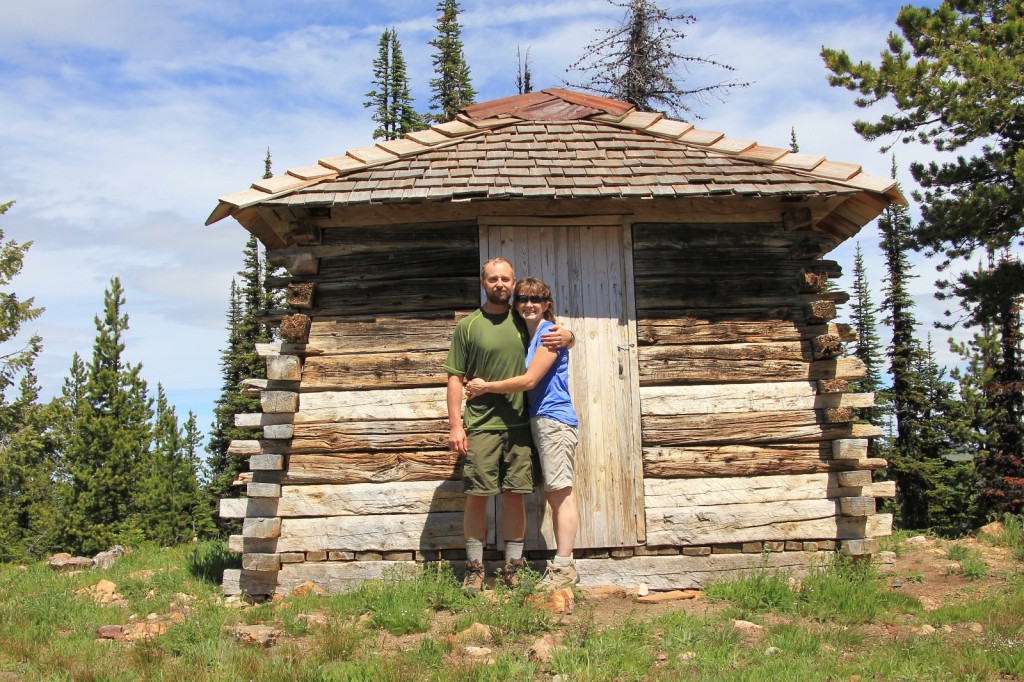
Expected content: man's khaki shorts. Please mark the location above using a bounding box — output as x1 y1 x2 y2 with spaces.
531 416 578 492
462 427 535 496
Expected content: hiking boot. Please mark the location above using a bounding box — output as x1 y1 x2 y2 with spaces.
536 561 579 591
502 559 526 588
461 560 485 595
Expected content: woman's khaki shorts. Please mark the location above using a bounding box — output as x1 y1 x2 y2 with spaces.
531 416 578 492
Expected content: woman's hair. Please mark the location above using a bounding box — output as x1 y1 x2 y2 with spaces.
514 277 556 323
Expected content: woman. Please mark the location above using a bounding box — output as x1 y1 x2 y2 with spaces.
465 277 580 590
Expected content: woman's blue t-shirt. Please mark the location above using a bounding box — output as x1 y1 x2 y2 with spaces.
525 319 578 427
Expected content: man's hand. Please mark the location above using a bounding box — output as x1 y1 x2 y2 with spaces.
448 424 468 455
541 324 575 350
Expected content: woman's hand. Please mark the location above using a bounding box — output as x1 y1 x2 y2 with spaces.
465 378 490 399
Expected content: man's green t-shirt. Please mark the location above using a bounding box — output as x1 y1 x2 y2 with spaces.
443 308 529 431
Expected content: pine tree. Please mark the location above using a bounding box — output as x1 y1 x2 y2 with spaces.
914 337 979 533
823 0 1024 514
0 197 58 561
138 385 208 546
207 189 275 513
516 46 533 95
849 242 885 406
428 0 476 123
365 29 425 140
788 127 799 153
566 0 749 118
0 366 63 561
949 252 1024 514
0 199 44 402
62 278 154 554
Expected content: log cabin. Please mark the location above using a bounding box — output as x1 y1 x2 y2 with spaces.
207 89 903 596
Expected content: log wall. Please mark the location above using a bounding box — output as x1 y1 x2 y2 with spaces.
221 218 890 596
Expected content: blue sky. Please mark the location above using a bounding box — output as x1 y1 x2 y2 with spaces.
0 0 952 440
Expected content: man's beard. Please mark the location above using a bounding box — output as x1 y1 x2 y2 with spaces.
486 289 511 305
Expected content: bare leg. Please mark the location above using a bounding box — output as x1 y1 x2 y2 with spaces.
500 491 527 542
546 487 578 557
464 494 489 542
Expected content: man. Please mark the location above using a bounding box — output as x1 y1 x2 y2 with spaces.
443 257 573 593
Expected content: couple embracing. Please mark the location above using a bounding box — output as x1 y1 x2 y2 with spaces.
444 257 580 594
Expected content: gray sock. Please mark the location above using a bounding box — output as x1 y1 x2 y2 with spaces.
466 540 484 564
553 554 573 567
505 540 525 563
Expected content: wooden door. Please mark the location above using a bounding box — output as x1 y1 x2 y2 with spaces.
480 217 645 548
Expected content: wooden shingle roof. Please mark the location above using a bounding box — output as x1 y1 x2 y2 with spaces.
207 88 905 232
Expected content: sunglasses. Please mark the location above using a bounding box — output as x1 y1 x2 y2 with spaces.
515 294 549 304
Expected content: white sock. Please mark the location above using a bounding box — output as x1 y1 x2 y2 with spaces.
505 540 524 563
553 554 573 567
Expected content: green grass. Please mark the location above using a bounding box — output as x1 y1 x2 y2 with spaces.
2 543 1024 681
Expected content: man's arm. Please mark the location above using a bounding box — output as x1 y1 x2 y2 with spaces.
540 324 576 350
446 373 468 455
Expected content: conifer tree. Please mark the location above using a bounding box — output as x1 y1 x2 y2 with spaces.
139 385 208 546
566 0 749 118
788 127 799 153
516 46 533 95
62 278 154 554
366 29 425 140
849 243 885 408
0 199 43 402
428 0 476 123
0 366 62 561
912 337 979 533
0 198 55 561
823 0 1024 513
206 155 275 508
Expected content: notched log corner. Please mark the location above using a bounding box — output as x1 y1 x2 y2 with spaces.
803 300 837 325
286 281 317 309
811 334 844 360
280 314 311 344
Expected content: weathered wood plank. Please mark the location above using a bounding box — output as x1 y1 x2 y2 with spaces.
295 389 447 423
276 481 465 517
289 419 449 453
285 452 459 484
647 501 892 545
277 561 420 594
219 498 249 519
640 383 873 415
242 553 281 572
243 517 281 539
222 569 278 596
837 470 873 488
235 412 294 430
833 439 869 460
262 391 299 414
644 473 849 507
274 551 832 594
639 347 865 385
637 318 808 346
643 443 888 478
277 513 466 552
267 355 302 381
575 551 832 590
300 353 448 390
311 278 479 317
317 247 479 282
642 410 866 447
839 497 877 517
307 315 460 355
